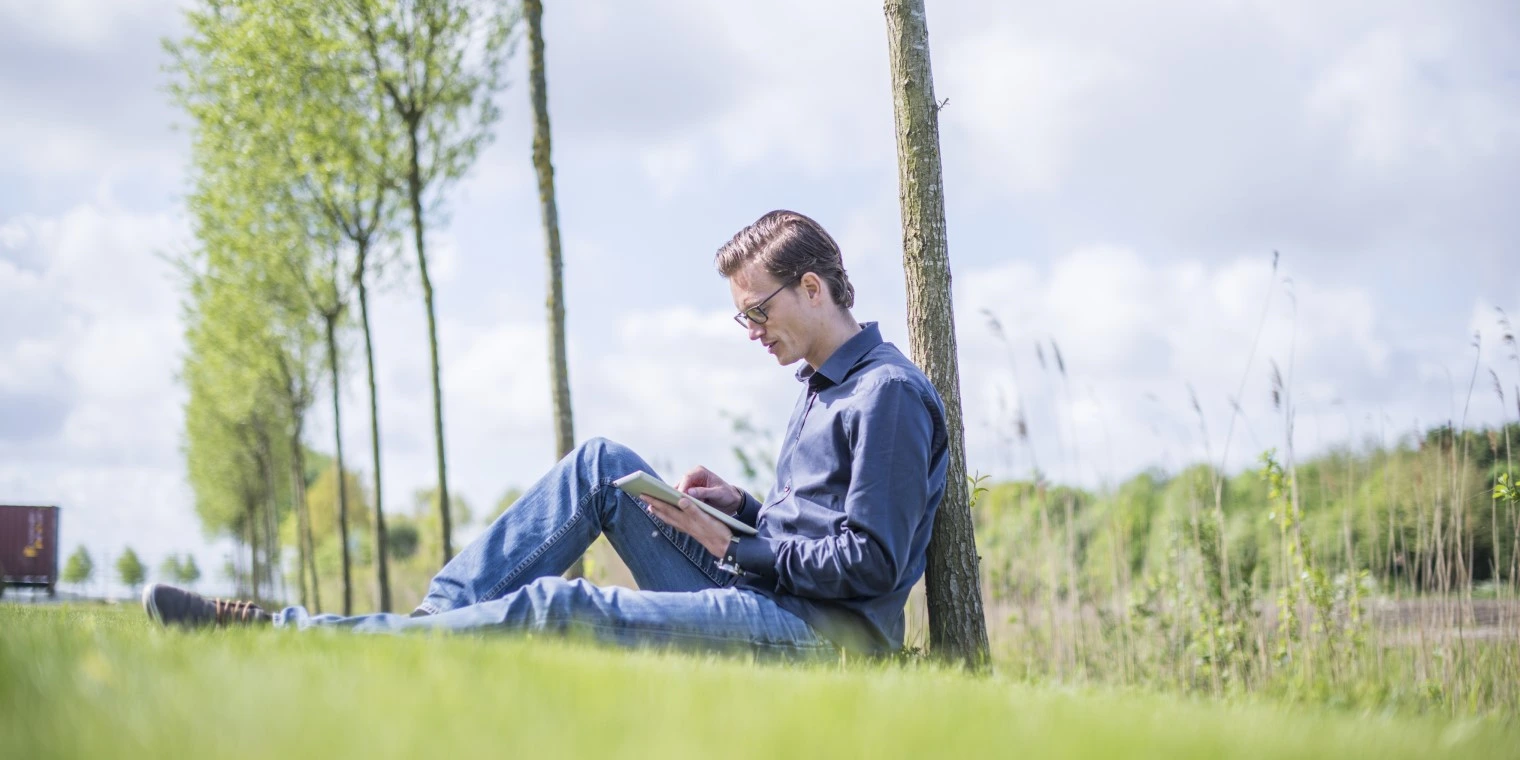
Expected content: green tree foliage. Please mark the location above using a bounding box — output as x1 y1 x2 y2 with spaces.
338 0 519 566
178 555 203 587
412 487 473 544
306 464 373 544
62 547 94 590
169 0 397 611
178 251 307 603
167 0 515 610
385 520 420 562
155 554 203 587
159 555 184 585
975 423 1520 605
116 549 146 594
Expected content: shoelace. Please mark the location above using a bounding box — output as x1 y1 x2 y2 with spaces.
212 598 264 625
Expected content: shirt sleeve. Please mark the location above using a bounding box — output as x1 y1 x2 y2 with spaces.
730 378 935 599
734 490 762 528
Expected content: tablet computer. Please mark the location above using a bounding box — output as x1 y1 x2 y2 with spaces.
613 470 759 536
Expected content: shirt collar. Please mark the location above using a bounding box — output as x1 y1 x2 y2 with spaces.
795 322 883 387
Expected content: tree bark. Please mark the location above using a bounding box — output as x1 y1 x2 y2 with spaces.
408 123 454 567
526 0 580 577
883 0 991 667
257 429 284 602
289 429 320 611
325 315 354 615
357 253 392 611
246 494 261 602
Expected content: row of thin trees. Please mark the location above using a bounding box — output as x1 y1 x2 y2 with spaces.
171 0 567 616
172 0 990 664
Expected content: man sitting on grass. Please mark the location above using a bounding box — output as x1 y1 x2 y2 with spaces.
144 210 949 658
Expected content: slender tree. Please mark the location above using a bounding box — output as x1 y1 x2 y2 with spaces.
344 0 519 565
273 349 322 610
159 555 185 585
884 0 990 666
178 555 203 587
116 548 147 597
355 235 395 610
280 0 405 610
168 0 351 609
524 0 578 575
62 547 94 594
315 257 358 614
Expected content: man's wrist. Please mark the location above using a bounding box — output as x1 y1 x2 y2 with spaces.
703 527 735 558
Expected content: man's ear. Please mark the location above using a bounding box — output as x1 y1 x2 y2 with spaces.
800 271 825 303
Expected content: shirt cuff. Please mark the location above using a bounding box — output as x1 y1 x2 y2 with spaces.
734 490 762 527
729 535 781 580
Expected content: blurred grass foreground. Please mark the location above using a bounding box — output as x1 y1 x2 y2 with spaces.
3 605 1515 759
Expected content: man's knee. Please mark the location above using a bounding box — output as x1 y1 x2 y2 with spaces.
574 436 643 476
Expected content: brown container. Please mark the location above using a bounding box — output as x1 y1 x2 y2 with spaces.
0 504 60 593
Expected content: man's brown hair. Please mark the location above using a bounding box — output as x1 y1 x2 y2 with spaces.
715 210 855 309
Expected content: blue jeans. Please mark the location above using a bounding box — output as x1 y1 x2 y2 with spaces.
274 438 834 659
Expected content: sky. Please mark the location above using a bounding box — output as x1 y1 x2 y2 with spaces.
2 0 1518 597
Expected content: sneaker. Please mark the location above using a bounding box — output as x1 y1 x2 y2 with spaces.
142 583 271 629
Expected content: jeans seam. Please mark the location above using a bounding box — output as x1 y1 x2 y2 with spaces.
633 490 729 587
482 485 597 602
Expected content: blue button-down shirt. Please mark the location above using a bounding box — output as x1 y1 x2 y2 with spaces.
726 322 948 653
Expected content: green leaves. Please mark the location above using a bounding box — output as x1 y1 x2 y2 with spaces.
115 549 146 592
346 0 520 197
62 547 94 587
1495 472 1519 505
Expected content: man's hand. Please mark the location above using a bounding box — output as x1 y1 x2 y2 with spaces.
674 465 745 516
640 493 734 559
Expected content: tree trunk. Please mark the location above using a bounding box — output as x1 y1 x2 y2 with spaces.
408 124 454 566
883 0 991 667
291 460 310 609
326 315 354 615
526 0 580 577
246 495 261 602
357 257 392 611
258 431 284 603
289 429 320 611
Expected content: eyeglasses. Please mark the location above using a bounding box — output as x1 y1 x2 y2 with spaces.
732 281 792 329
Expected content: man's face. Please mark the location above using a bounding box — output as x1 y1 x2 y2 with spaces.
729 262 811 366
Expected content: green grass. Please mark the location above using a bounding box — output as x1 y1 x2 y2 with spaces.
2 604 1515 759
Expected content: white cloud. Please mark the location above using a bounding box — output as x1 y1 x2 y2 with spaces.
0 0 169 49
940 29 1128 191
0 199 195 593
638 142 701 200
0 201 185 425
954 248 1434 485
1308 24 1520 170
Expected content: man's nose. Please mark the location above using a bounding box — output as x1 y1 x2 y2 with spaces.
748 323 765 341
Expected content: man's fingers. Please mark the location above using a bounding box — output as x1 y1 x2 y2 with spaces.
677 465 708 493
640 495 681 512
